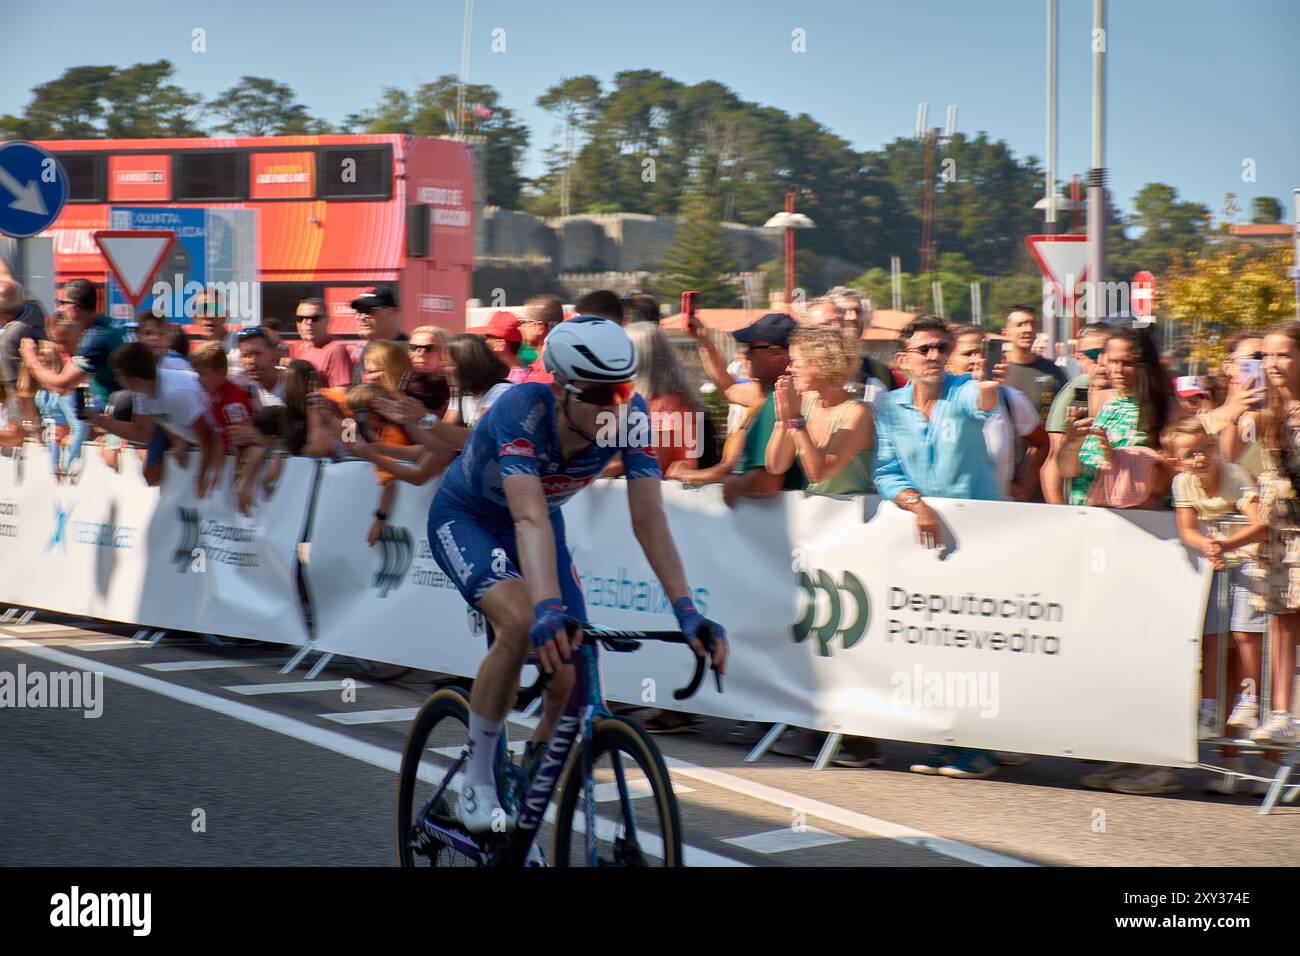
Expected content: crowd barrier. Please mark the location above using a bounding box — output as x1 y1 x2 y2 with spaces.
4 441 1212 768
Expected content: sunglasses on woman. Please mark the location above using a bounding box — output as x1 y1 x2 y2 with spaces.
564 380 636 405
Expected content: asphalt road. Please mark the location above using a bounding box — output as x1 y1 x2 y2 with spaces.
2 615 1297 867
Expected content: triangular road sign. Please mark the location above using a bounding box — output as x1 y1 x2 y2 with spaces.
1025 234 1089 291
93 230 177 308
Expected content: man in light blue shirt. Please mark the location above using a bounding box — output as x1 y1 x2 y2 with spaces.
872 315 1005 781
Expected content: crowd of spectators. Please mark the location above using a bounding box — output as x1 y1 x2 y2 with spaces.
2 272 1296 796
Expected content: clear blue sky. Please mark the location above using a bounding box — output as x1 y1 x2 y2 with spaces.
8 0 1298 220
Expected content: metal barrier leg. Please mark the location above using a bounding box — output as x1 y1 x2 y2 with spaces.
16 609 34 625
745 722 788 764
280 643 316 675
305 652 334 679
200 632 226 647
1257 750 1297 816
0 608 17 623
812 731 843 771
520 696 542 719
146 630 166 647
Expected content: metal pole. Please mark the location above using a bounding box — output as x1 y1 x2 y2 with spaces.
784 191 795 312
1086 0 1107 323
1046 0 1058 230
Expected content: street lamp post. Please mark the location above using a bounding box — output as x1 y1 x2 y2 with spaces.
763 192 815 313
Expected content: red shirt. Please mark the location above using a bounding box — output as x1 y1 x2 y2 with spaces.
296 338 355 388
209 380 254 452
525 357 553 384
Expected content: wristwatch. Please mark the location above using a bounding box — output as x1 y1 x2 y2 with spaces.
373 510 388 521
784 417 807 430
896 490 922 508
419 413 439 430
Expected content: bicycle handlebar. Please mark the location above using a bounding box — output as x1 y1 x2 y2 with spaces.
514 620 724 710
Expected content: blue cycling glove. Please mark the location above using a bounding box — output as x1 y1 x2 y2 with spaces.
530 599 568 650
673 596 725 646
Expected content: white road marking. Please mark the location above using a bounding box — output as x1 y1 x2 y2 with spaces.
0 637 747 868
73 640 150 651
506 713 1033 867
144 660 266 672
225 680 370 696
0 622 92 634
321 707 419 725
722 827 849 854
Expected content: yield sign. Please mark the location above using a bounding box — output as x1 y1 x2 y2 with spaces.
1025 234 1089 293
93 230 177 308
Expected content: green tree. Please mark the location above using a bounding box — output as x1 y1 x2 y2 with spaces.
345 77 529 209
651 187 738 307
0 62 203 138
1251 196 1283 224
1121 183 1210 276
210 77 316 136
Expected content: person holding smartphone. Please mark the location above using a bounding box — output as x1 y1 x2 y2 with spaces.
946 326 1048 500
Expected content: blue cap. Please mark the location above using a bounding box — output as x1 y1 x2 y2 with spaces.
733 312 795 348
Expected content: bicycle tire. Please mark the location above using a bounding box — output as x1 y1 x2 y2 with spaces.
396 686 477 867
551 716 684 867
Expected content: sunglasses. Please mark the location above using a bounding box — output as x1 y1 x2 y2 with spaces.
564 380 636 406
1081 347 1104 361
745 343 780 352
410 343 441 354
236 327 270 343
905 343 952 357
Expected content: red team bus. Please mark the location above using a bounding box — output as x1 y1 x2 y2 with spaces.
34 134 475 336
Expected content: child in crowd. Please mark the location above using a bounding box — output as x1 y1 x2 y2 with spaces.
1164 417 1267 795
189 342 254 458
33 340 88 481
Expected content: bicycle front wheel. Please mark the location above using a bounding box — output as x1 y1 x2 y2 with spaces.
552 716 684 867
396 685 479 867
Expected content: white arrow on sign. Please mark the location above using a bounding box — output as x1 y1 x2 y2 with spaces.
93 230 177 308
0 164 48 216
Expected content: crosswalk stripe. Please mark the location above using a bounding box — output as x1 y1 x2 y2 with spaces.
143 660 267 672
722 827 849 854
320 707 419 725
225 680 370 696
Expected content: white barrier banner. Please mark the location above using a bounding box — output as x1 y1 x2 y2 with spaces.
564 483 1209 767
306 463 483 672
1 443 311 644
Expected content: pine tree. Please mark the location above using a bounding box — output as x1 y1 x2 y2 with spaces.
652 187 739 308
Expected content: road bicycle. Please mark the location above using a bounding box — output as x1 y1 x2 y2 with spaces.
397 619 721 867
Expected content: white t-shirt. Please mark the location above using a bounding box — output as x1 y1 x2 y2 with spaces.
983 385 1041 497
458 381 512 427
132 368 209 444
159 353 192 372
247 374 286 410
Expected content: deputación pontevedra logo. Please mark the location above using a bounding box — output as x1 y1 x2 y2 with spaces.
793 569 869 657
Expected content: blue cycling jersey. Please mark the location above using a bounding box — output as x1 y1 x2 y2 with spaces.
435 382 662 524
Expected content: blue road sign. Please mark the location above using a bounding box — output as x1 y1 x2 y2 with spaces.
0 142 68 238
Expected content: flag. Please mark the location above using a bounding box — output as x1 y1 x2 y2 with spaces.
473 104 492 119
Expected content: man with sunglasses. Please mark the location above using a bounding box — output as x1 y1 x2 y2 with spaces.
428 315 728 834
294 298 354 388
21 279 123 414
235 327 285 410
1042 323 1113 503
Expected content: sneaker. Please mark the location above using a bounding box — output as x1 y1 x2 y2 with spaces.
938 749 998 779
1109 766 1182 795
831 736 884 768
1250 710 1297 745
457 781 507 834
910 746 957 775
1197 704 1219 740
1206 759 1248 796
1225 697 1260 736
1080 762 1136 790
993 751 1031 766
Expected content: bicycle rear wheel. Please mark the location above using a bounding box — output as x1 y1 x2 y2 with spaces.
396 685 483 867
552 716 684 867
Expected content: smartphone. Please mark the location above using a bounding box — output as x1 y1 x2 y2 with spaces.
681 291 700 330
73 386 91 421
1239 358 1264 408
1069 385 1089 410
982 338 1003 381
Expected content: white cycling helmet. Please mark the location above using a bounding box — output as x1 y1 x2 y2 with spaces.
542 315 638 385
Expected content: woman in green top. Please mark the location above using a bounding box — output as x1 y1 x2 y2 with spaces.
1059 326 1176 506
767 323 876 494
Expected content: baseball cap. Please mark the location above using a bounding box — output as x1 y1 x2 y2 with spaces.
471 310 522 344
733 312 796 349
350 286 398 314
1174 375 1210 399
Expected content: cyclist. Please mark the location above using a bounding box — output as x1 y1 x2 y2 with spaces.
428 316 727 833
